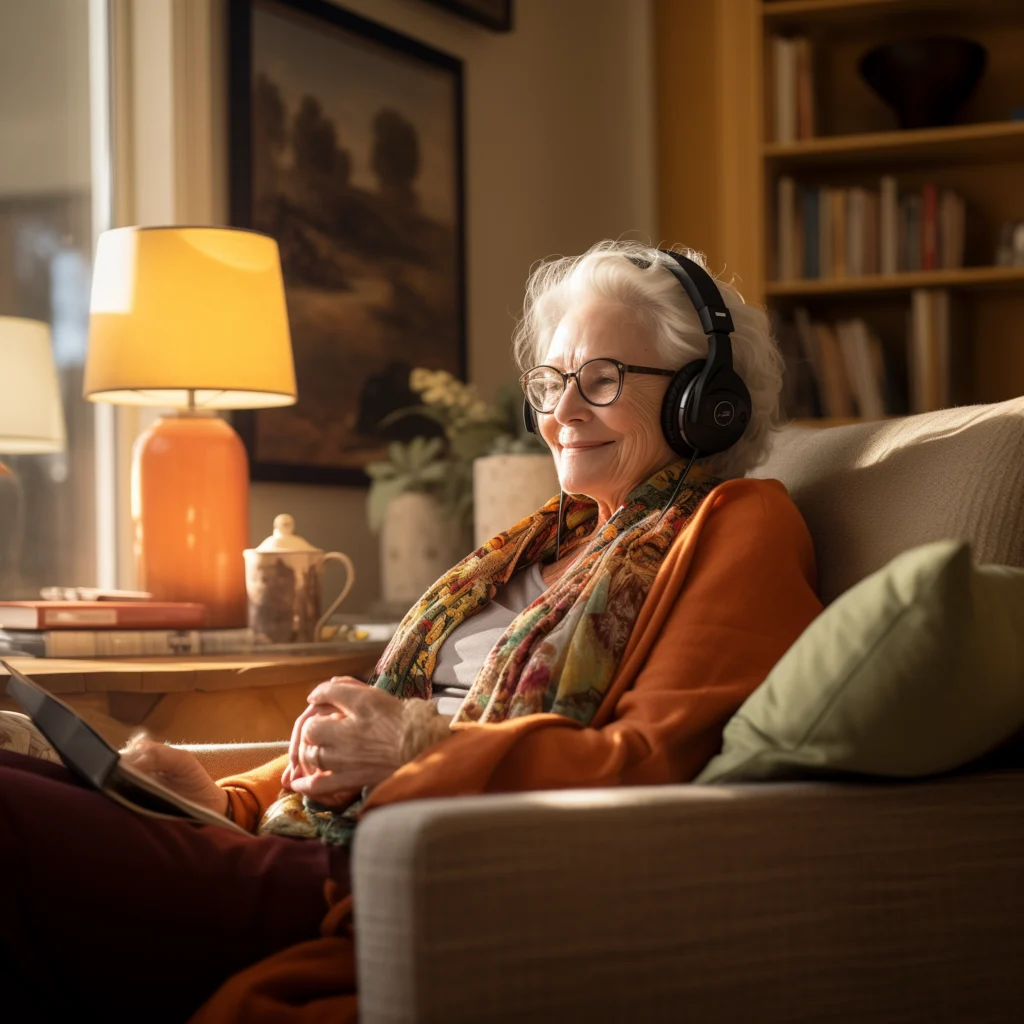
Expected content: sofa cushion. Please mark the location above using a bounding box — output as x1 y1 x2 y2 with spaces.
695 539 1024 784
751 398 1024 603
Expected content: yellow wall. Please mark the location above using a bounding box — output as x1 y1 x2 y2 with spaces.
654 0 763 301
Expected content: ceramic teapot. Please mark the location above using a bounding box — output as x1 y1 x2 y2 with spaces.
243 514 355 643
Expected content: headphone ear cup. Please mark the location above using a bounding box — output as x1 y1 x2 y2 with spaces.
522 396 538 434
660 360 704 458
681 367 752 456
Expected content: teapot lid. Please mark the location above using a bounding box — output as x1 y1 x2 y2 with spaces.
254 514 319 553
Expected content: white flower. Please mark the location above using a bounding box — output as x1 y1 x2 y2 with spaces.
410 367 432 391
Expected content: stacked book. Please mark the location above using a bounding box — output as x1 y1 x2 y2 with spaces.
777 176 967 281
771 35 816 143
776 309 894 420
0 600 253 658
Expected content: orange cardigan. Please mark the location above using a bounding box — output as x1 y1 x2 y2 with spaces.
196 477 823 1023
218 477 822 832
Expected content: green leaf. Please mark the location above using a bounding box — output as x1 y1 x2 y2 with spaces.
365 461 398 480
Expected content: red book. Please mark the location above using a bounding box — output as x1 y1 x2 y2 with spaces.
922 183 939 271
0 601 206 631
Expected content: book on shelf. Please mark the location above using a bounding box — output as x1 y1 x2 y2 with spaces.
801 185 820 279
907 288 970 414
880 176 899 275
790 307 894 419
775 178 967 282
771 35 815 143
818 187 832 280
777 175 797 280
794 37 815 141
0 600 206 631
774 312 821 419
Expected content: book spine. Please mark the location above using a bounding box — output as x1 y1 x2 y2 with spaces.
847 188 865 277
2 628 255 658
834 320 864 417
922 183 939 271
795 37 815 140
933 289 950 409
802 185 820 278
773 37 796 144
819 188 832 279
851 319 887 418
34 607 206 630
832 188 847 278
909 288 933 413
880 175 898 275
864 190 879 275
777 175 796 280
905 195 922 272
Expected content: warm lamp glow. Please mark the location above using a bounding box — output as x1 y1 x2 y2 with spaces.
83 225 298 627
84 226 297 409
0 316 66 454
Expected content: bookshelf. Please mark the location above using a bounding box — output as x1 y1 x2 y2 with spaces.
768 265 1024 297
764 120 1024 168
654 0 1024 425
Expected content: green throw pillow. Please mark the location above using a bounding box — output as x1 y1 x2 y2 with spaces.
695 539 1024 784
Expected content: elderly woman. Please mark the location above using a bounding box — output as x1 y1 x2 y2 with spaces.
0 241 822 1023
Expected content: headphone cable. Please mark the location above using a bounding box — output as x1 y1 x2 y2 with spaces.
658 449 700 525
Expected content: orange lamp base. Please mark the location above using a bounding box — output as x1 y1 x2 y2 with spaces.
131 415 249 628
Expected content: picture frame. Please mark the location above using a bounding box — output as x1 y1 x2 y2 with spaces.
228 0 466 486
421 0 513 33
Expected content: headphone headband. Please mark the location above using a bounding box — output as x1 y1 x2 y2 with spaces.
649 250 735 336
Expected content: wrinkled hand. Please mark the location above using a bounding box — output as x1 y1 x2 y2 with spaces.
281 676 405 802
120 734 229 816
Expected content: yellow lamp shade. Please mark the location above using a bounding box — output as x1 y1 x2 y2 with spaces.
84 226 297 409
0 316 66 454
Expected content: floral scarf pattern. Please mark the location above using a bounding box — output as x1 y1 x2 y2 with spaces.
373 458 720 725
260 458 720 844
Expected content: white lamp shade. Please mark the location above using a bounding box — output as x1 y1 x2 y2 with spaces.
0 316 66 454
84 226 298 409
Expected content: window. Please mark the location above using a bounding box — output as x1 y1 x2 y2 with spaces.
0 0 110 598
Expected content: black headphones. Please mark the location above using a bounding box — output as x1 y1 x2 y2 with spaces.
522 249 751 460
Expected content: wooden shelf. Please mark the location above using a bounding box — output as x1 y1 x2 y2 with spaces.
766 265 1024 297
764 121 1024 169
762 0 1020 25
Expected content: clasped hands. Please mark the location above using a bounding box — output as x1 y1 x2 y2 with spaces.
119 676 405 817
281 677 406 802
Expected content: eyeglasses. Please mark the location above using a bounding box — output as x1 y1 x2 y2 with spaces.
519 357 674 414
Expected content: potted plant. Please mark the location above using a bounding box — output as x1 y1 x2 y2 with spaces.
366 369 556 603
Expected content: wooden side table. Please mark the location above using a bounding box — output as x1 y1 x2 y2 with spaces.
0 646 386 747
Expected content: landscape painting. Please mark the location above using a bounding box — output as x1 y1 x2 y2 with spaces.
229 0 465 484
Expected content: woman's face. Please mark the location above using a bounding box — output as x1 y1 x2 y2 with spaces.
536 298 677 520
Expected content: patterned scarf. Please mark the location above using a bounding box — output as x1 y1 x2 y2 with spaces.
259 457 720 843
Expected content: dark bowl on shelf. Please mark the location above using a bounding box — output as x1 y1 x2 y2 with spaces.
858 37 987 130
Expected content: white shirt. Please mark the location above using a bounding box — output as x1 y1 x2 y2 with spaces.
431 562 548 716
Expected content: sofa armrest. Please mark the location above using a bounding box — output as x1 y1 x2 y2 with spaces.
177 741 289 779
352 770 1024 1024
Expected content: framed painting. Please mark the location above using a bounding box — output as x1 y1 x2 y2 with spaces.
421 0 513 32
228 0 466 485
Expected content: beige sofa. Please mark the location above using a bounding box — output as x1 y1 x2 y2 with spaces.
196 397 1024 1024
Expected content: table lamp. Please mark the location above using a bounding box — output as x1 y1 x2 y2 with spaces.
0 316 66 596
84 226 297 628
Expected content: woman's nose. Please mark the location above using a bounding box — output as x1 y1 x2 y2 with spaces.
553 375 589 423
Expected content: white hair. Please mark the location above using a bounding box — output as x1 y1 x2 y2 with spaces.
511 239 784 480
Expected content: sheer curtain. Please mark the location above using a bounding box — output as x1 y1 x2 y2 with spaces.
0 0 106 598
